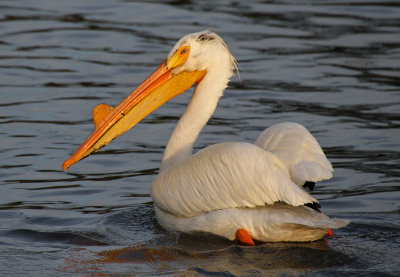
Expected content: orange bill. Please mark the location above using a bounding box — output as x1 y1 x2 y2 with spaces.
63 47 206 170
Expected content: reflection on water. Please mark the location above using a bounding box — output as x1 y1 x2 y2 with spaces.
62 205 353 276
0 0 399 276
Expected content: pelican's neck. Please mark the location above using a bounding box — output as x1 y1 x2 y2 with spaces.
160 68 232 171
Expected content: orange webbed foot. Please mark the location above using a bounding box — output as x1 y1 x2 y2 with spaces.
235 228 255 246
325 229 334 237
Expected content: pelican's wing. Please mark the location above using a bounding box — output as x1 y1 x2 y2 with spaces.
151 142 318 217
255 122 333 186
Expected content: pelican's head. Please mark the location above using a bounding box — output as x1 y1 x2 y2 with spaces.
62 30 235 170
166 30 236 76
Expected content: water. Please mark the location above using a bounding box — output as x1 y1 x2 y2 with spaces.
0 0 399 276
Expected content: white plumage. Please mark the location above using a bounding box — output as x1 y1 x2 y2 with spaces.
150 31 348 242
153 141 318 218
63 30 349 243
255 122 333 186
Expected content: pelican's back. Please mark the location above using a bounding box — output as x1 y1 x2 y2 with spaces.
256 122 333 186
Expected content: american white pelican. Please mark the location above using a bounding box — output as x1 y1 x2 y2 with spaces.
63 30 349 244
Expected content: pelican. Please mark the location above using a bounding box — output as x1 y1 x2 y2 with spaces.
63 31 349 244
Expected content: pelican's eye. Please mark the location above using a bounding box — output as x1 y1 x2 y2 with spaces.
167 46 190 69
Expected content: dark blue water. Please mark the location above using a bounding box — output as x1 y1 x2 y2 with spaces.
1 0 399 276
